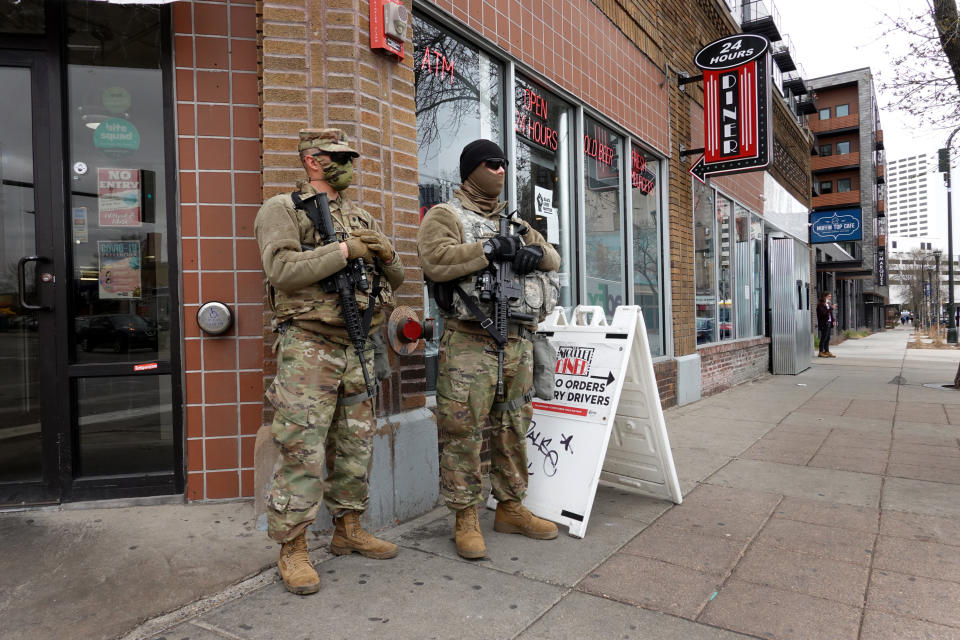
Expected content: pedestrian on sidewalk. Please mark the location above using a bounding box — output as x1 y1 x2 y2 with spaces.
254 128 405 595
817 292 836 358
417 139 561 559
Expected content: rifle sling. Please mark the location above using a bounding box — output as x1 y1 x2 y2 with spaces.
453 284 507 346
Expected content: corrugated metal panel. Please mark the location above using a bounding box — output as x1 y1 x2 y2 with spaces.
769 236 811 375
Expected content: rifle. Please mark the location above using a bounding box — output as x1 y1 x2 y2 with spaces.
291 191 377 399
476 211 534 400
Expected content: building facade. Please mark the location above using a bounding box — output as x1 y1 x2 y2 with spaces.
808 68 888 331
887 154 936 238
0 0 813 512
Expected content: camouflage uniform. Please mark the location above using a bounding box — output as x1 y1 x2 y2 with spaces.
436 328 533 509
418 189 560 511
255 129 404 544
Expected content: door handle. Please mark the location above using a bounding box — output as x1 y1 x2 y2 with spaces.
17 256 48 310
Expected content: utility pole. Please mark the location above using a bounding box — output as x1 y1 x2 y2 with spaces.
940 128 960 342
934 249 942 332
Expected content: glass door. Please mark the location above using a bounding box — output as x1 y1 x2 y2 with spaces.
63 1 179 500
0 0 181 505
0 50 61 506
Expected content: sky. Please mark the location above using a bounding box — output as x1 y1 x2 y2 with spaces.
776 0 948 159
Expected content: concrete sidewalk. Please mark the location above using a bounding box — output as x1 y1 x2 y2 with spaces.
5 323 960 640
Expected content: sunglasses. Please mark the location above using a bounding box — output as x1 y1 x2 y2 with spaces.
309 151 355 164
484 158 508 171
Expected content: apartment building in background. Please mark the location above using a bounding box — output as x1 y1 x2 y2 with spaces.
808 68 888 331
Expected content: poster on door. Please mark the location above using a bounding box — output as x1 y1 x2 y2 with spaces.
73 207 88 243
534 185 559 244
98 168 142 227
98 240 141 300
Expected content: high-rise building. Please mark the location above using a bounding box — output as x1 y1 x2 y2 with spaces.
887 154 934 238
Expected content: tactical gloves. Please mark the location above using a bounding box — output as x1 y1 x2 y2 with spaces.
483 234 521 261
344 236 374 263
513 245 543 274
351 228 395 262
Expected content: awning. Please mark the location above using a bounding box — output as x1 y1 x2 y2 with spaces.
816 260 870 279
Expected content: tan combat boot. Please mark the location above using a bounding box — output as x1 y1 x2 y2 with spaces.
277 532 320 595
454 506 486 559
331 511 399 559
494 500 558 540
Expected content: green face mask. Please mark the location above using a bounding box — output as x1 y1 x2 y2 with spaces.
322 160 354 191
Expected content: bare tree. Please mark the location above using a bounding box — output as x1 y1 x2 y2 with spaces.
879 0 960 130
892 248 946 324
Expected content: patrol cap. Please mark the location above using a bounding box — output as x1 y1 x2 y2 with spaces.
298 128 359 156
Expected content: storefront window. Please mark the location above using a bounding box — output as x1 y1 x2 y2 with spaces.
694 181 716 344
696 182 764 344
751 214 764 335
413 14 505 390
514 76 574 308
735 204 751 338
631 147 662 356
583 117 624 319
717 195 733 340
412 13 666 356
414 14 504 210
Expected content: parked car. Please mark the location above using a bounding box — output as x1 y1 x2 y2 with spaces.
76 314 158 353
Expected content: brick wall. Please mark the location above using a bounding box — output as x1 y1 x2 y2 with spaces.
653 359 678 408
174 0 263 500
699 337 771 396
427 0 670 154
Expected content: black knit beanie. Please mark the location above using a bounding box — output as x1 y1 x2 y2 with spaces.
459 139 505 182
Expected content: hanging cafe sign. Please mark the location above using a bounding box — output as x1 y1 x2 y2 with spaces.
687 34 773 183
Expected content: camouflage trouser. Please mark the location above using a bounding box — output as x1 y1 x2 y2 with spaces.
437 328 533 511
265 325 376 543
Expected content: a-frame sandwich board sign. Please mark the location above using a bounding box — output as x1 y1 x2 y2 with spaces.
487 305 681 538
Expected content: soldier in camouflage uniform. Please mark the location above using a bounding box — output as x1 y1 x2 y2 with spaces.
255 128 405 595
417 139 561 559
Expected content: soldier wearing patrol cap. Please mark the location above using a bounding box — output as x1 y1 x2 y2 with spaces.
254 128 404 595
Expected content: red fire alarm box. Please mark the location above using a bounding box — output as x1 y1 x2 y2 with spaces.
370 0 407 60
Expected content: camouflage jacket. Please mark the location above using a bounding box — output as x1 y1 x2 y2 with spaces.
255 182 404 334
417 188 561 327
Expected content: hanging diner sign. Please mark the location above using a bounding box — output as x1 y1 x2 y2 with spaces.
690 34 772 182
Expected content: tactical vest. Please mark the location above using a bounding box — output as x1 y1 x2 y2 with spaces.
268 194 393 327
434 197 559 325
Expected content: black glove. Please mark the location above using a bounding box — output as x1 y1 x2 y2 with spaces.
513 245 544 274
483 234 521 261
